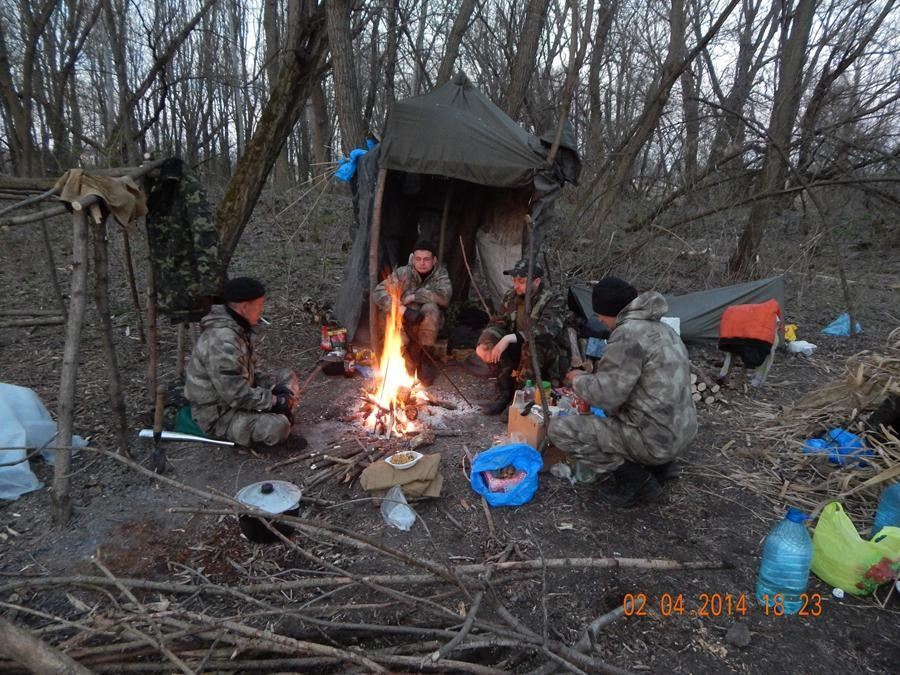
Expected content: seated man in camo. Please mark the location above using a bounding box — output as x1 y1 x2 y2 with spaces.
185 277 306 449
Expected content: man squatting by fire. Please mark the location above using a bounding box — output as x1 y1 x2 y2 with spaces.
475 258 568 416
373 240 452 386
549 277 697 507
185 277 307 449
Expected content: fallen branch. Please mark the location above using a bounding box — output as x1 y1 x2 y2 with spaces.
0 615 92 674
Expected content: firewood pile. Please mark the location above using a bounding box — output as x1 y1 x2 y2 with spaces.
0 448 731 674
690 367 727 407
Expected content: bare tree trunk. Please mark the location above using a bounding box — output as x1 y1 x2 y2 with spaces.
680 60 699 186
502 0 551 120
217 2 328 261
265 0 293 188
382 0 400 115
411 0 430 95
436 0 478 86
0 616 91 675
53 210 89 526
310 80 330 178
586 0 618 164
728 0 816 277
326 0 367 154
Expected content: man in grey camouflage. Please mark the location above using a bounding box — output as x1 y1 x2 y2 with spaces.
476 258 568 415
548 277 697 507
146 157 223 323
373 240 452 385
185 277 305 449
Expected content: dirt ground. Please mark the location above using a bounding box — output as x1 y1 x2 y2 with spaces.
1 186 898 674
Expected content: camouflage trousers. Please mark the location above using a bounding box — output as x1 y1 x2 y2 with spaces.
548 413 679 475
389 302 442 348
193 369 299 447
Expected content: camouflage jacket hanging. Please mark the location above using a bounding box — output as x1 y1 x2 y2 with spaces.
146 158 223 322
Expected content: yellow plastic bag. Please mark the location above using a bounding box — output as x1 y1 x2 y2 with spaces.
811 501 900 595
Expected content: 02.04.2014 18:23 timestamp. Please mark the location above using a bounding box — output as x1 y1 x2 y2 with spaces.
622 592 824 618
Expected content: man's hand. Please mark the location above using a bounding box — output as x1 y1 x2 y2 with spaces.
271 385 296 416
402 293 416 305
564 368 587 387
488 334 516 363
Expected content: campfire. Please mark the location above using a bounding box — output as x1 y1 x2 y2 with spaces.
360 284 452 437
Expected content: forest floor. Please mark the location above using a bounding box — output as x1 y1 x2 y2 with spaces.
0 185 898 674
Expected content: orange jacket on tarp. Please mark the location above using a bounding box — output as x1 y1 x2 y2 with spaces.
719 300 781 344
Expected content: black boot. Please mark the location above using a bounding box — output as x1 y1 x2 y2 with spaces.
417 347 437 386
598 461 663 507
648 460 680 483
482 376 515 416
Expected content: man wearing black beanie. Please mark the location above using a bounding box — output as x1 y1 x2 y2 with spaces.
548 277 696 507
185 277 307 450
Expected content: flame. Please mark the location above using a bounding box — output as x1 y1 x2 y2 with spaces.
366 283 418 436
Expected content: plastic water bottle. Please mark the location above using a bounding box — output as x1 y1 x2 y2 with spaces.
872 484 900 539
756 508 813 615
522 380 535 403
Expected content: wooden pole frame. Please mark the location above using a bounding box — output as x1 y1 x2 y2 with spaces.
368 168 388 354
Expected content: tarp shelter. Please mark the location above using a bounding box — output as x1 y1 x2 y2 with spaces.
568 276 786 343
335 73 580 342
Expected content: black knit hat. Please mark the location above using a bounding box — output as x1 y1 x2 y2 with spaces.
592 277 638 316
222 277 266 303
412 239 437 256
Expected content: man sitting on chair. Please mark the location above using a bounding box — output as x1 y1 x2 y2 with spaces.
185 277 306 449
373 240 452 386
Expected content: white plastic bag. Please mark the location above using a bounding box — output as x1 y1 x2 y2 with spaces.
380 485 416 531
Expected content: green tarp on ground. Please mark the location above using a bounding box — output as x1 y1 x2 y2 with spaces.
568 276 785 344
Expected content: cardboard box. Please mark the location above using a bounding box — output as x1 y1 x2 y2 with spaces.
507 406 546 449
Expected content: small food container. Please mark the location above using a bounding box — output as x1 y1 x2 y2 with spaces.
386 450 424 470
235 480 303 543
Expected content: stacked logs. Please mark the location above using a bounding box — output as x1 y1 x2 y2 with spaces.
690 368 726 406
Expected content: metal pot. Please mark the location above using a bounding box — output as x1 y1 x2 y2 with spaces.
235 480 302 543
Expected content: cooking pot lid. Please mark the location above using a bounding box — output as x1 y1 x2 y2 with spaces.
235 480 302 514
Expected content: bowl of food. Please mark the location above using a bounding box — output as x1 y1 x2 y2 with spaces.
386 450 424 470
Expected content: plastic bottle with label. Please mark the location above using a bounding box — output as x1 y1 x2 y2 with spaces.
871 483 900 539
756 508 813 614
522 380 535 403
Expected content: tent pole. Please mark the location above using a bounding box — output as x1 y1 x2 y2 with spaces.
437 182 454 261
368 168 388 353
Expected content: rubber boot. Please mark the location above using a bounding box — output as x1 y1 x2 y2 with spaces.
482 376 515 416
598 461 663 507
648 460 680 483
418 346 437 386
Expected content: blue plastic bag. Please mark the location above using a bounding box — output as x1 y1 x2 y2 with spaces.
802 427 873 467
470 443 543 507
822 313 862 337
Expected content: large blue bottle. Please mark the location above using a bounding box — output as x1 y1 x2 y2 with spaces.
871 484 900 538
756 508 813 615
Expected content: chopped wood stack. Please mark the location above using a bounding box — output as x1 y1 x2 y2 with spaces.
690 371 726 406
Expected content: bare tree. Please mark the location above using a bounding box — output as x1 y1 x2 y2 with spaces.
728 0 817 276
502 0 551 120
436 0 478 85
327 0 367 154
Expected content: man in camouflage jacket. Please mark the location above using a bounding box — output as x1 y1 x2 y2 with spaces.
185 277 304 448
373 240 452 385
476 258 568 415
549 277 697 507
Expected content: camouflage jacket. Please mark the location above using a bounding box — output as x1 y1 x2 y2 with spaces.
573 292 698 459
146 161 223 321
373 255 452 312
478 283 567 349
185 305 274 416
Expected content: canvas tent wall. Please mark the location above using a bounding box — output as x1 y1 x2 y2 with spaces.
567 276 786 343
335 73 579 342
